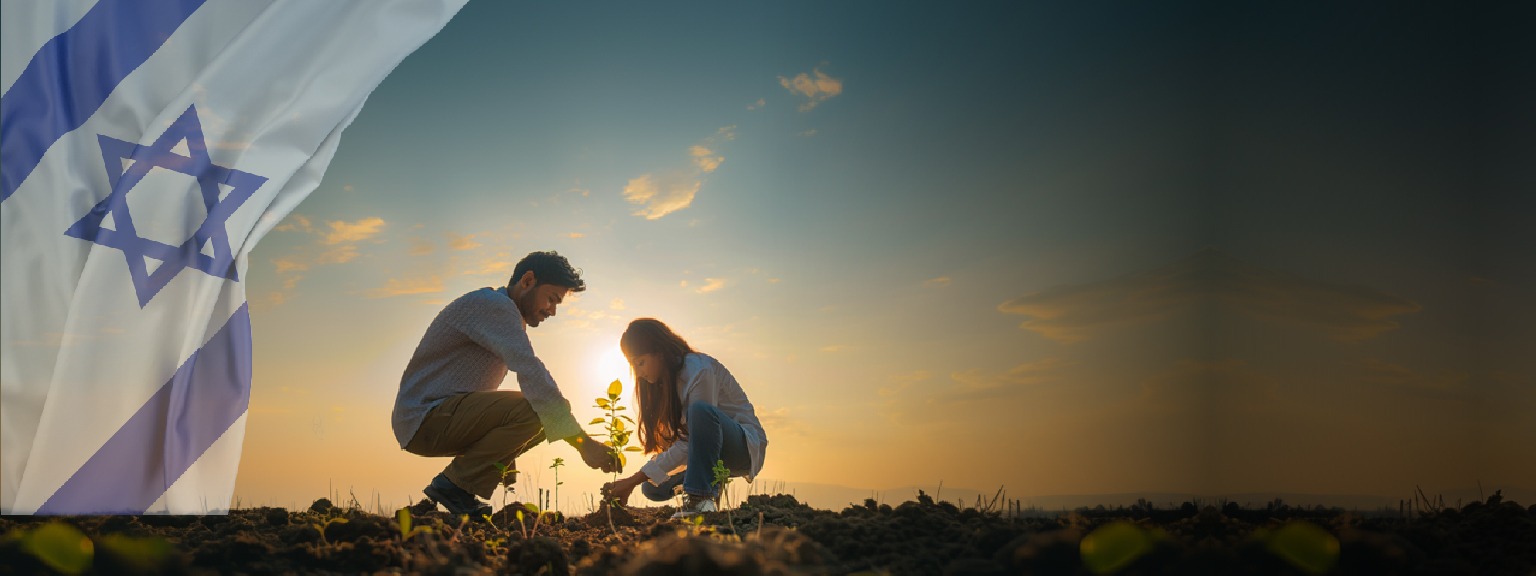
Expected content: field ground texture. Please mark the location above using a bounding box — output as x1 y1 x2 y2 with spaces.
1 491 1533 575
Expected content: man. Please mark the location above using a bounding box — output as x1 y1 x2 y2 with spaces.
392 251 618 515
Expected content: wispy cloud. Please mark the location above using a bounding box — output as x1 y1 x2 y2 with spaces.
879 359 1069 424
446 233 481 251
623 173 702 221
274 214 313 233
368 275 445 299
690 146 724 173
695 277 728 294
998 249 1421 343
266 214 387 305
273 255 309 273
778 67 844 111
322 217 385 245
623 126 736 220
923 276 951 288
408 237 435 256
610 298 626 311
315 245 358 265
465 252 513 277
747 98 765 111
947 357 1070 399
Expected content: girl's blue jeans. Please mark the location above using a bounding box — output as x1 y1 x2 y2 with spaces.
639 401 752 500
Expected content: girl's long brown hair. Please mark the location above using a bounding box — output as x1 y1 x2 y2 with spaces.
620 318 695 454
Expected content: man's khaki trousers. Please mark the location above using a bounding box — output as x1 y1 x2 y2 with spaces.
405 391 545 499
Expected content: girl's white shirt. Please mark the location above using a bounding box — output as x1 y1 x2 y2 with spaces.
638 352 768 486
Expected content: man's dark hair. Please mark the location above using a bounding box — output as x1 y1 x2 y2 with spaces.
510 251 586 292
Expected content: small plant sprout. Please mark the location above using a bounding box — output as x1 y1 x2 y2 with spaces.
492 461 519 527
590 379 643 501
711 459 733 508
395 508 433 541
591 379 642 534
549 457 566 515
713 459 737 531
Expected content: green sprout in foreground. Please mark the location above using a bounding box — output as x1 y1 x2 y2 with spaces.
590 379 643 504
711 459 732 507
549 457 565 515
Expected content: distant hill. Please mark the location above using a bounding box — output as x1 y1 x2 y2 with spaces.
747 479 1536 514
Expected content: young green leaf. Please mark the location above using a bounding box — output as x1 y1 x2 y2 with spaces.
22 522 93 575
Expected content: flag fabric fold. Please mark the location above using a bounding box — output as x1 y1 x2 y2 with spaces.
1 0 466 514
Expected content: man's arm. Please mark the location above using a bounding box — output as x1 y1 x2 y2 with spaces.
448 294 583 441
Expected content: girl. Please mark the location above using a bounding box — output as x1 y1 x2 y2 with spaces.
602 318 767 518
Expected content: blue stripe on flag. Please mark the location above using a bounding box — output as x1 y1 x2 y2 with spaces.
37 303 253 514
0 0 207 203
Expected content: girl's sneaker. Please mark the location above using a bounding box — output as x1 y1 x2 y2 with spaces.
669 493 718 519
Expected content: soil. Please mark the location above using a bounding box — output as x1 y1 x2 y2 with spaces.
1 491 1532 575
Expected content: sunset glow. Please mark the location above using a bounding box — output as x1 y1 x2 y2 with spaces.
228 1 1533 513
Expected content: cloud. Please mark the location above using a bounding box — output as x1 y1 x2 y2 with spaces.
266 214 385 304
273 256 309 274
695 278 728 294
408 237 435 256
623 126 736 220
446 233 481 251
566 232 586 239
998 249 1421 343
820 345 845 353
879 359 1068 424
690 146 724 173
747 98 765 111
368 275 444 298
755 407 806 437
610 298 626 310
778 68 844 111
947 357 1070 400
274 214 313 233
466 253 513 277
322 217 385 244
923 276 951 288
798 129 817 137
315 245 359 265
623 172 702 220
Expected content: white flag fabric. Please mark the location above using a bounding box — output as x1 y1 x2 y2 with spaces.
1 0 466 514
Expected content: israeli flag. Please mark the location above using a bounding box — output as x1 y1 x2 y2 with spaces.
1 0 465 514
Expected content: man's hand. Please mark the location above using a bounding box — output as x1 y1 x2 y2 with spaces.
571 434 621 473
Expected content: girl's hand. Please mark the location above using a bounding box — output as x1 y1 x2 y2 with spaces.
602 479 636 507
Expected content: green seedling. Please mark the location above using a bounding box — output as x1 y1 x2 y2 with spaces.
711 459 732 507
492 461 519 524
590 379 643 477
711 459 738 535
19 521 93 575
590 379 642 534
395 508 433 541
1080 521 1153 575
96 534 174 574
313 516 350 547
549 458 565 515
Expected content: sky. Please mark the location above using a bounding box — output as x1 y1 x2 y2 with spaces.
231 2 1534 512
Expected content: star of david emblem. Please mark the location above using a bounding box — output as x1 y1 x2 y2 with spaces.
64 105 266 307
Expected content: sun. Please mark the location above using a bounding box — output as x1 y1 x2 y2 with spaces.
594 343 632 389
